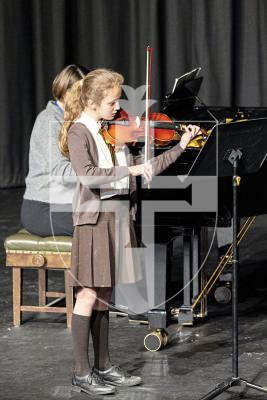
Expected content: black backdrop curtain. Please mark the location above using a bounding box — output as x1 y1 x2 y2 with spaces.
0 0 266 188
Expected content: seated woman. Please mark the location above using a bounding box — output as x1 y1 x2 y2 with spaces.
21 64 89 237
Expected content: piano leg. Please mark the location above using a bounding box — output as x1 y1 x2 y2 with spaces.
147 234 177 330
145 230 180 351
141 225 208 350
179 227 208 325
146 226 208 329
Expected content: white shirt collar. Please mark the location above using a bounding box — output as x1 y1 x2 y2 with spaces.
75 112 129 198
76 112 101 136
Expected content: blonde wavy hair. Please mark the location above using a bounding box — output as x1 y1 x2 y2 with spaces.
59 68 124 157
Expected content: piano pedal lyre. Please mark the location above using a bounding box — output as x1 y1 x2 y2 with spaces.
191 216 255 310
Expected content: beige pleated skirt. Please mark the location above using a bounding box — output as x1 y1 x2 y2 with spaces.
69 198 142 288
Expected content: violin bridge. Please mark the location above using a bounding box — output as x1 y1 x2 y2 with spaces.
135 116 141 128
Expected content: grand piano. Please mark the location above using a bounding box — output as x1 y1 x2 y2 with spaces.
132 74 267 350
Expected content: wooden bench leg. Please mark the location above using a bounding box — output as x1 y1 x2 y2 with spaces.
38 269 46 306
13 268 22 326
64 270 73 329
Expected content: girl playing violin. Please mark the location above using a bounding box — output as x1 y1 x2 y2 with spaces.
59 68 200 396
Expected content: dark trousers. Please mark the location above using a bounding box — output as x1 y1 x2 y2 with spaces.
21 198 73 237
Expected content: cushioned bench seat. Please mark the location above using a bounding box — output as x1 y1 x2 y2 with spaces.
5 229 72 253
4 229 73 328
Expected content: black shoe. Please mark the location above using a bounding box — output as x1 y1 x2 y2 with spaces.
71 372 116 395
93 365 142 387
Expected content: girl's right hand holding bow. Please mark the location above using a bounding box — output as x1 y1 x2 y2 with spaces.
128 163 152 182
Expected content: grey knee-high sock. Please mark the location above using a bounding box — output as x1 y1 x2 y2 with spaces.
71 313 91 376
91 310 112 371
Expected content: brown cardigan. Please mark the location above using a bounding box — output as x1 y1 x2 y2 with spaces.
68 122 184 226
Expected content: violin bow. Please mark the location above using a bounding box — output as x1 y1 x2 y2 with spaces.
144 45 153 188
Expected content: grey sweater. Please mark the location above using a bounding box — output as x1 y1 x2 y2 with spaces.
24 101 77 204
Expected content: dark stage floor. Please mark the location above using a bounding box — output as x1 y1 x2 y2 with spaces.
1 188 267 400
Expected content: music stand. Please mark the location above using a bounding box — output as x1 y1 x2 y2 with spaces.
162 76 203 119
190 118 267 399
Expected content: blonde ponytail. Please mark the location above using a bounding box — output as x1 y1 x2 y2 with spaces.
59 68 124 158
59 80 83 157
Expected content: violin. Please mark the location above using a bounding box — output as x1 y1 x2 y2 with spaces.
102 109 180 146
102 108 209 149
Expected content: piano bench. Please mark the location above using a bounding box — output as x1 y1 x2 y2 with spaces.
4 229 73 328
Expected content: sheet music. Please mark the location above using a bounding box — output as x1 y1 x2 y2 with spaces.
171 67 201 94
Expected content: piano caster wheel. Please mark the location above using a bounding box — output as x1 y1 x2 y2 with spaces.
144 328 168 352
214 283 232 304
